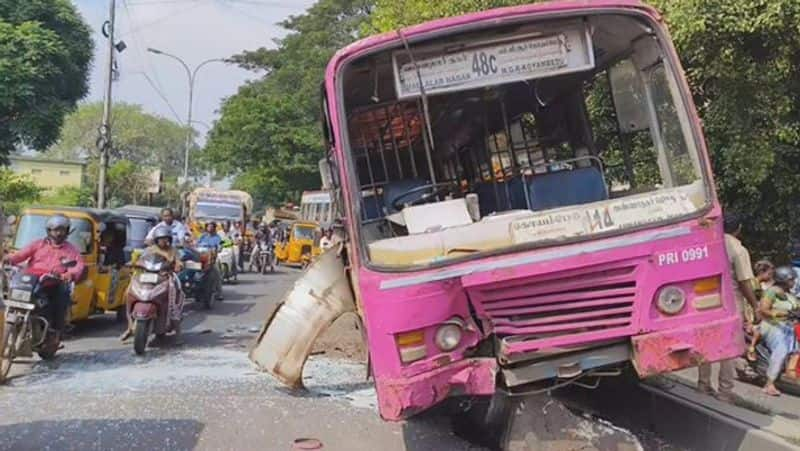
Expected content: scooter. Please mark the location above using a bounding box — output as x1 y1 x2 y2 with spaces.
738 310 800 395
126 251 177 355
178 246 218 310
1 259 77 382
217 239 237 283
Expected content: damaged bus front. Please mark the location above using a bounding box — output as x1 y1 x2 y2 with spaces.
252 0 744 422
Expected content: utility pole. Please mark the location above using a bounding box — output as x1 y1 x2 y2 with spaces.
97 0 116 209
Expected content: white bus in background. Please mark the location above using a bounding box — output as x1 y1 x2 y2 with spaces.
300 190 333 226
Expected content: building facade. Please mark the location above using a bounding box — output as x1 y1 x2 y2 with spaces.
8 156 85 191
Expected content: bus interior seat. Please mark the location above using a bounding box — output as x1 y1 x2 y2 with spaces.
362 191 383 220
472 178 529 217
528 166 608 211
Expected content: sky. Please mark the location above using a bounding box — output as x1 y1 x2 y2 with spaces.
74 0 317 142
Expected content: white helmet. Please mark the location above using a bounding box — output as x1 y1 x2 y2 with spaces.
46 214 71 231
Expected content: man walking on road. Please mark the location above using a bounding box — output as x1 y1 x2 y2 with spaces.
697 213 759 402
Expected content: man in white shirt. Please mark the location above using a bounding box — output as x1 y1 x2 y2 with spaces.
320 228 336 251
145 208 190 247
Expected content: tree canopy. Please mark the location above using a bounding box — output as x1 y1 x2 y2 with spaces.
0 169 41 215
0 0 93 160
200 0 374 207
47 102 193 208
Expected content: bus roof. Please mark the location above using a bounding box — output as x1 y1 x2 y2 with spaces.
326 1 659 78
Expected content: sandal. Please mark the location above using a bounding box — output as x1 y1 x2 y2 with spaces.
763 386 781 397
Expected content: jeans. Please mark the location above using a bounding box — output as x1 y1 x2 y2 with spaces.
761 323 797 381
698 359 736 394
41 283 71 332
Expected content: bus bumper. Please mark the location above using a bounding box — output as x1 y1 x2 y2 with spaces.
376 358 497 421
631 316 745 377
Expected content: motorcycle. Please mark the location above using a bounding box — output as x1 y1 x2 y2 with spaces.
1 259 77 382
738 309 800 395
126 251 179 355
217 239 237 283
253 239 276 274
240 237 253 273
177 246 218 310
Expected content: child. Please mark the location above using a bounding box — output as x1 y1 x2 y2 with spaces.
748 260 775 361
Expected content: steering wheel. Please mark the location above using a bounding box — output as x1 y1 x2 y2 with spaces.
391 182 455 211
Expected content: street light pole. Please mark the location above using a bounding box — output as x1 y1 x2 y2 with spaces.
147 48 224 181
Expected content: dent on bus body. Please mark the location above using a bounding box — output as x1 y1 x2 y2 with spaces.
249 248 356 388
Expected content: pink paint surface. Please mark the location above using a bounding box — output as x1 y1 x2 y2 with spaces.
323 1 740 420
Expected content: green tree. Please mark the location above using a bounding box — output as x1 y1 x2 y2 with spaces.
0 0 93 160
47 102 194 207
0 169 42 215
39 186 94 208
201 0 374 206
47 102 191 173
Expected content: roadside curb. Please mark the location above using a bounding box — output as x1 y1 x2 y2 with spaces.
638 382 800 451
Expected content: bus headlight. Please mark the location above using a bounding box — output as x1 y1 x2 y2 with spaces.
435 321 463 351
657 286 686 315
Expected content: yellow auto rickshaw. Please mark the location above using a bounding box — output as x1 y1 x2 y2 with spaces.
274 221 321 267
9 207 132 322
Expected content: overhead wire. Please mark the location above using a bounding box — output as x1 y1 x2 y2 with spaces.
121 0 188 123
133 71 185 124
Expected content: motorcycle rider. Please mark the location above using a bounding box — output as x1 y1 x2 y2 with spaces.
196 222 224 300
758 266 799 396
3 215 85 346
789 240 800 296
122 226 185 344
197 222 223 248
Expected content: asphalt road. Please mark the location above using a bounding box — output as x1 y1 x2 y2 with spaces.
0 269 483 451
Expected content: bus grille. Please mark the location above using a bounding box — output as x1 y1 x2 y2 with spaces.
468 264 638 355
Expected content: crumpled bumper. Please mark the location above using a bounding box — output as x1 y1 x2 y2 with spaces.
632 316 744 377
375 358 497 421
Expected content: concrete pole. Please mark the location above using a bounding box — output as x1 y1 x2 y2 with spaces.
97 0 116 209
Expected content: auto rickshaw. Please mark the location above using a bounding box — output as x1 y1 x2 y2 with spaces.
114 205 161 261
9 207 132 322
274 221 321 267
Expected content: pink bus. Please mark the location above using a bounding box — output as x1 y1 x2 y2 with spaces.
252 0 744 423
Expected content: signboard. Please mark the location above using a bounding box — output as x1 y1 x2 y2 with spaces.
511 185 701 245
393 24 594 99
145 169 162 194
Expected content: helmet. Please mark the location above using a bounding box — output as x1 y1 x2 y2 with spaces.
152 225 173 244
774 266 796 285
46 215 71 231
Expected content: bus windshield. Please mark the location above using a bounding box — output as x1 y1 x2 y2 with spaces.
196 202 243 221
337 14 708 268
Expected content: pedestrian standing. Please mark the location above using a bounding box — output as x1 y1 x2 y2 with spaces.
697 213 759 402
